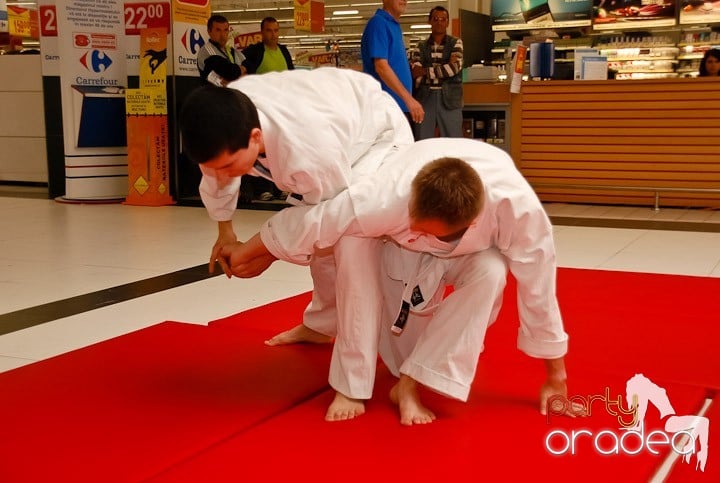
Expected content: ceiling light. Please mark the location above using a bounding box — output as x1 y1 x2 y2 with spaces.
410 24 431 29
333 10 359 15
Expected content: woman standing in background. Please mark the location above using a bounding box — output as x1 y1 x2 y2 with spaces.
699 49 720 77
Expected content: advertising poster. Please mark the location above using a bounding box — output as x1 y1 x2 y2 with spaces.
233 24 261 51
124 27 174 206
294 0 324 33
8 5 39 38
38 0 59 76
56 0 128 200
492 0 593 31
0 0 9 36
294 49 338 68
593 0 677 30
124 1 172 77
171 0 210 77
679 0 720 24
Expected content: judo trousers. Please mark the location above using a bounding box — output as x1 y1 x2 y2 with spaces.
378 244 508 401
304 239 508 402
302 237 385 399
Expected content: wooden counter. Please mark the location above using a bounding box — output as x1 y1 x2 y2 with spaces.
464 78 720 208
463 82 522 163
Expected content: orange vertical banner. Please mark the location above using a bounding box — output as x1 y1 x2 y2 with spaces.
124 91 174 206
124 27 174 206
295 0 323 33
310 2 324 33
294 0 311 32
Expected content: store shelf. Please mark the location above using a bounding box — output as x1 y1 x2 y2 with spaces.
490 31 719 79
602 56 677 61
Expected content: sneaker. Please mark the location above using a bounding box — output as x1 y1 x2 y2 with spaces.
259 192 274 201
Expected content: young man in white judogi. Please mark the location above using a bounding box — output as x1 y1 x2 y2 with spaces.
219 138 573 425
179 68 414 372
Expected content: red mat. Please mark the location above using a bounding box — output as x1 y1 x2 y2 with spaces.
0 320 331 482
147 362 709 482
554 269 720 390
0 268 716 482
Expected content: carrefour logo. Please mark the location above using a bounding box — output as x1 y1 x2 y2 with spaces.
181 28 205 55
80 50 113 73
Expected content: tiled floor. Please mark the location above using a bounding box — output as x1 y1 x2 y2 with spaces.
1 196 720 373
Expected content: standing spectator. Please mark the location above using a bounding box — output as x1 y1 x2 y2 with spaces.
361 0 424 126
197 14 246 85
241 17 295 201
242 17 295 75
699 49 720 77
409 6 464 139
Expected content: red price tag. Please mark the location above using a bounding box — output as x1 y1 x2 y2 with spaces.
39 4 57 37
124 2 171 36
175 0 209 6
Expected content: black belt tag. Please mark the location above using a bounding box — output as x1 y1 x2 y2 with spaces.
410 285 424 307
391 301 410 334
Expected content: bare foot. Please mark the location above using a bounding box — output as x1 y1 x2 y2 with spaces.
389 374 436 426
264 323 333 346
325 392 366 422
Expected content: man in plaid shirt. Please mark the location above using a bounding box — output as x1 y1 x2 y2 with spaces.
409 6 464 140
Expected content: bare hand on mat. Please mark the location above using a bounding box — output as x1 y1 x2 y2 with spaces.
217 233 278 278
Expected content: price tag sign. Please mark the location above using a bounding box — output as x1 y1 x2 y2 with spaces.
39 4 57 37
125 2 170 36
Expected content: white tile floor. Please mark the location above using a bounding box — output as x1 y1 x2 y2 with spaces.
2 196 720 373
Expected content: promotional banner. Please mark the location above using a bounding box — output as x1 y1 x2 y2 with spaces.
125 1 172 76
171 0 210 77
8 5 39 38
0 0 8 46
294 49 338 68
39 1 59 76
56 0 128 200
593 0 676 30
510 44 527 94
492 0 592 31
0 1 6 27
124 27 174 206
233 25 261 51
294 0 324 33
679 0 720 24
139 27 167 89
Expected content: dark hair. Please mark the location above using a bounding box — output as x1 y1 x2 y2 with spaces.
410 157 484 227
428 6 449 21
179 85 260 164
207 14 229 31
261 17 278 30
699 49 720 77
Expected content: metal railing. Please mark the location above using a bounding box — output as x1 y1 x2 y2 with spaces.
531 183 720 211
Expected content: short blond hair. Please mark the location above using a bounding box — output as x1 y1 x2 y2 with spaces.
410 157 484 226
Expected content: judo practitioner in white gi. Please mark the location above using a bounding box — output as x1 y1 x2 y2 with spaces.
179 67 414 358
218 138 573 426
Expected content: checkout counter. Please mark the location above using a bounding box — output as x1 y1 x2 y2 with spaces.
463 77 720 208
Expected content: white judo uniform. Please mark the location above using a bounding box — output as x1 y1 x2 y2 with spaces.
260 138 569 401
199 67 414 345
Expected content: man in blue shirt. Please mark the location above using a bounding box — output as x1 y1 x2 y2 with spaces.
361 0 424 126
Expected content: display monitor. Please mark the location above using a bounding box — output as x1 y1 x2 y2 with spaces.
592 0 677 30
492 0 593 31
679 0 720 24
